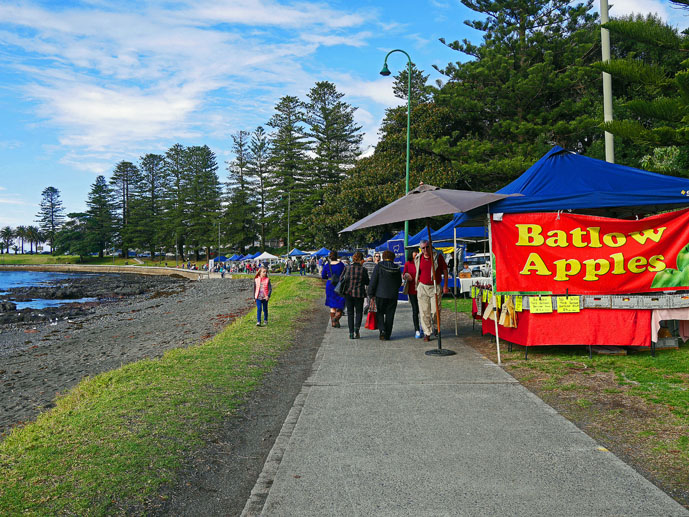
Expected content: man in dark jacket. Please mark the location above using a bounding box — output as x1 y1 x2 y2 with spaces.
367 250 403 340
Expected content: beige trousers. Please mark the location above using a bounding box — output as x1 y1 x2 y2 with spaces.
417 282 440 336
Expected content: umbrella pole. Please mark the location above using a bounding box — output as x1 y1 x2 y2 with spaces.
425 224 455 357
487 211 502 365
453 226 458 336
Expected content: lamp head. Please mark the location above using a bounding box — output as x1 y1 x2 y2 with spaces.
379 63 391 76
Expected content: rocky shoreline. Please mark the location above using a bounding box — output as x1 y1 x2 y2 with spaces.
0 274 254 437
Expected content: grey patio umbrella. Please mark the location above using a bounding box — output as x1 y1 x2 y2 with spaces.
340 183 520 356
340 183 516 233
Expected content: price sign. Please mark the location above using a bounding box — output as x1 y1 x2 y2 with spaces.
556 296 580 313
529 296 553 314
482 289 488 303
515 296 523 312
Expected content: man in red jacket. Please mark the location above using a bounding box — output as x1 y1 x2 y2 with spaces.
414 240 449 342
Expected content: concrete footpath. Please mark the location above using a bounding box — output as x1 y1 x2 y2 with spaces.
242 304 688 517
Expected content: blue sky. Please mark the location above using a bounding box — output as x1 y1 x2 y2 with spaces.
0 0 686 229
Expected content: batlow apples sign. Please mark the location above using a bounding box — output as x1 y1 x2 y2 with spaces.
492 208 689 294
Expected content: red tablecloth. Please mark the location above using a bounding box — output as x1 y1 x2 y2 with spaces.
482 309 652 347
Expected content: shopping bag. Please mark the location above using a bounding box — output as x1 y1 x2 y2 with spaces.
365 311 378 330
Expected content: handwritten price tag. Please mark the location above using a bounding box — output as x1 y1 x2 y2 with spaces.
529 296 553 314
515 296 523 312
556 296 580 313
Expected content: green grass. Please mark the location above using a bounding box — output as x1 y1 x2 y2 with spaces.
0 276 322 515
441 296 472 313
0 254 82 264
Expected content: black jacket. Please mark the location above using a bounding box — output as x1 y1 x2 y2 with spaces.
368 260 402 299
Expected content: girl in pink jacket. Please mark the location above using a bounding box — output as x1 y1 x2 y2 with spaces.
254 267 272 326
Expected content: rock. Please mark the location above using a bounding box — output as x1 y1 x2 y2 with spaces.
0 301 17 312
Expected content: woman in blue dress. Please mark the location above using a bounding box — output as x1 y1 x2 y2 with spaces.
321 250 346 327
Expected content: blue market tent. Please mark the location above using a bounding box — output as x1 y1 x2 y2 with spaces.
433 145 689 239
247 252 261 260
288 248 309 257
214 255 228 262
227 254 239 261
375 230 404 252
312 247 330 257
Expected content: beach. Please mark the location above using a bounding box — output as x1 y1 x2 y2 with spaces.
0 274 254 437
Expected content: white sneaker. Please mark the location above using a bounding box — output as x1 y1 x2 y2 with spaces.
256 322 261 326
415 330 422 339
264 321 268 326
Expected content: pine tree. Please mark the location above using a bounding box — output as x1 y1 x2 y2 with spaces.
134 153 167 256
36 186 65 253
185 145 222 260
246 126 272 249
225 130 256 251
392 63 434 104
595 14 689 156
162 143 190 260
85 175 115 258
267 95 310 246
109 161 141 258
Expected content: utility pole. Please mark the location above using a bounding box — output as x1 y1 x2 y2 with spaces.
601 0 615 163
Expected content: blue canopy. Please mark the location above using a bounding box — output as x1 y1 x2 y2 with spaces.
215 255 228 262
227 254 239 261
312 247 330 257
288 248 309 257
375 230 405 252
248 252 260 259
434 146 689 239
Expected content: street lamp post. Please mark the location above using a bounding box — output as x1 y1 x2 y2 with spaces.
380 49 412 250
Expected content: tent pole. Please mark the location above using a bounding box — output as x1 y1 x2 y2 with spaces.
454 226 458 336
487 210 502 365
425 224 455 356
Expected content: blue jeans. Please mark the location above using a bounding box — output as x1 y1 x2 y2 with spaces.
256 299 268 323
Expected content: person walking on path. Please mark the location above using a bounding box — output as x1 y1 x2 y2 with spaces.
363 252 380 314
322 250 346 328
403 249 422 339
342 251 369 340
368 250 402 340
415 239 449 342
254 266 272 327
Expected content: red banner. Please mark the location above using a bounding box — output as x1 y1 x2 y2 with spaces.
492 208 689 294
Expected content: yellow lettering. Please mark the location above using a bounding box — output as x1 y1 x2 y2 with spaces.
648 255 666 272
602 232 626 247
627 256 647 274
519 253 552 276
571 228 587 248
553 259 581 281
610 252 625 275
545 230 568 247
629 227 666 245
587 227 602 248
516 224 544 246
582 258 610 281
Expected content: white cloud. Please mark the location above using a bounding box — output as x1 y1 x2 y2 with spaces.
605 0 669 20
0 0 377 164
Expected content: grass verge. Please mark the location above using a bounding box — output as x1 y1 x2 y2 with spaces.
0 276 322 515
464 319 689 507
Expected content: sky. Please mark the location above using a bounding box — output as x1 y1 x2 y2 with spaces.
0 0 687 229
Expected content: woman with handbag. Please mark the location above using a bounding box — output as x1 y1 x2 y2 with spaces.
321 250 346 327
342 251 369 339
403 249 423 339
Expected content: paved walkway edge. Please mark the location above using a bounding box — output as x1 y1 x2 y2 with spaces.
240 319 329 517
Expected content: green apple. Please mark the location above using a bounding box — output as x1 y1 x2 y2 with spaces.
652 268 685 288
679 266 689 287
677 244 689 271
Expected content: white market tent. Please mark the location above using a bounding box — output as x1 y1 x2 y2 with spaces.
254 251 279 262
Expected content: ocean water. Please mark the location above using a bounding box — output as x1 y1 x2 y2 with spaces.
0 271 97 309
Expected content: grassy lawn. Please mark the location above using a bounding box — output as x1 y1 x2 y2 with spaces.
0 254 82 264
0 276 322 515
465 318 689 507
441 295 472 313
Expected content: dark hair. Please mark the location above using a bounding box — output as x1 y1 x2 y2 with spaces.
382 250 395 261
328 250 338 261
352 251 363 262
406 250 415 262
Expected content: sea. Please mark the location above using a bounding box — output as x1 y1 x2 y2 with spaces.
0 271 97 310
